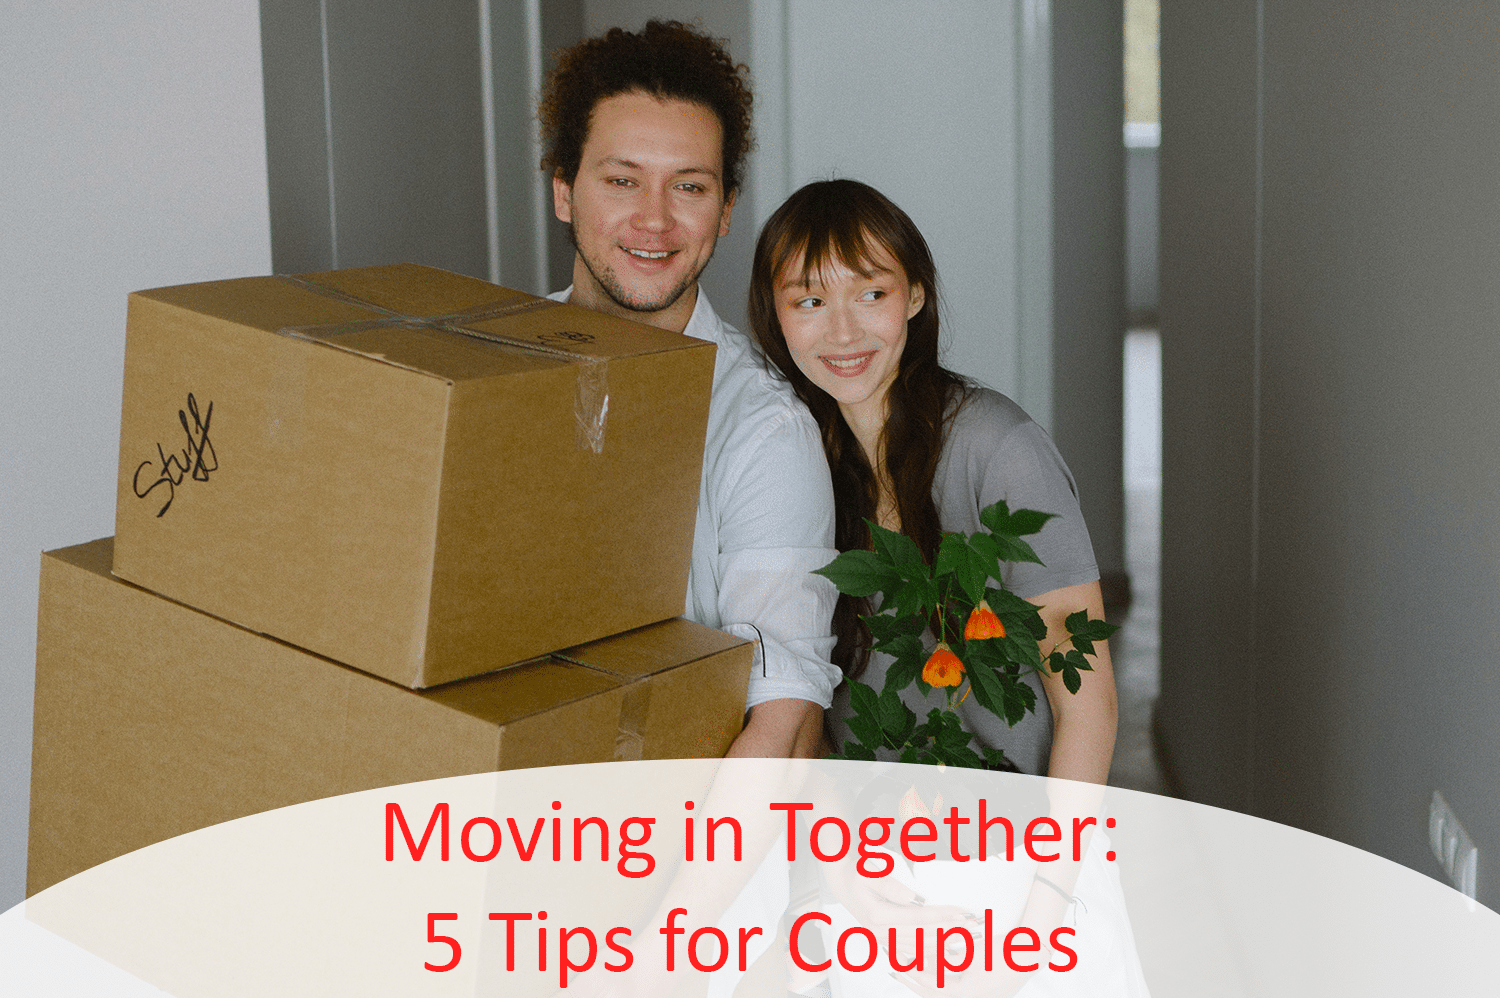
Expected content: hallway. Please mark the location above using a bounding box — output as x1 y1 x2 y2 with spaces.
1106 329 1169 796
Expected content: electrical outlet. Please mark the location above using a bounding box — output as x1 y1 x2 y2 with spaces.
1429 791 1478 899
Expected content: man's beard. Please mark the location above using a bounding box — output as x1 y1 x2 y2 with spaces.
567 222 715 316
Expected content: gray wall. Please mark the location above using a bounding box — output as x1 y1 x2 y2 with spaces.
1159 1 1500 902
0 2 272 909
260 0 540 289
1051 1 1127 587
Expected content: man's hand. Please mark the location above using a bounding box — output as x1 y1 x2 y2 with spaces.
726 698 828 758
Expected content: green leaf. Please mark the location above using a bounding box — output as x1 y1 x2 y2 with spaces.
962 545 1000 605
848 679 879 717
936 741 986 770
975 501 1048 566
989 533 1045 566
935 714 971 753
964 534 1005 593
1046 649 1090 695
893 701 917 746
848 715 883 749
838 743 877 761
936 533 998 605
916 708 947 737
1000 631 1043 672
880 635 927 694
984 587 1049 641
889 577 938 619
814 549 900 597
1064 648 1093 673
949 745 988 770
966 633 1018 680
895 559 936 586
981 745 1010 769
876 689 914 741
999 675 1036 726
870 520 924 567
1064 610 1093 654
977 499 1012 534
979 500 1055 538
984 587 1039 616
1076 617 1120 641
1063 611 1120 657
967 531 1002 565
963 650 1007 718
845 685 883 752
935 533 970 580
864 611 925 645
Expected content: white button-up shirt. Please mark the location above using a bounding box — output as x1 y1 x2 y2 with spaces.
549 286 841 709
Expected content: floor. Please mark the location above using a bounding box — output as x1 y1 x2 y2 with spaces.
1106 329 1172 796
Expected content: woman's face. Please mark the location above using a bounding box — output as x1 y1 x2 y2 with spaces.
773 242 925 420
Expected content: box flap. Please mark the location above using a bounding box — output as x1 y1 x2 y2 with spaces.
133 264 713 385
420 659 623 725
559 618 751 680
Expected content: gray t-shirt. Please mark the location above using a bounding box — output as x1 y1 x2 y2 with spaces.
827 386 1099 774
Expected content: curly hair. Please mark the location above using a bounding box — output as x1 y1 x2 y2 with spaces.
539 20 753 193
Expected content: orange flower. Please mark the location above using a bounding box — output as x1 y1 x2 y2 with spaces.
963 600 1006 640
922 642 966 688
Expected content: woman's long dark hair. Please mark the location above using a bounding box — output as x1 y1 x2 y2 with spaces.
749 179 968 678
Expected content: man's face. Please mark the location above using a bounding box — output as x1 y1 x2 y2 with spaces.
554 90 735 332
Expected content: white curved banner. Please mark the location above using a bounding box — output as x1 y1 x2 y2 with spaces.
6 759 1498 996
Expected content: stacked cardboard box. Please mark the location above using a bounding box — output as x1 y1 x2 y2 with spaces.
28 265 753 896
112 263 720 687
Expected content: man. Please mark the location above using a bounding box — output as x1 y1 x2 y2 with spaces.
539 21 839 759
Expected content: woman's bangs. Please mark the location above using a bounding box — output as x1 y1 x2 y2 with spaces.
777 217 896 290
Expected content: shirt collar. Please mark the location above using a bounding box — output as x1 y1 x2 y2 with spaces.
548 284 723 343
680 286 725 345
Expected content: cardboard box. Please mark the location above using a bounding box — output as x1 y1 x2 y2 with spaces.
28 538 752 896
112 263 714 687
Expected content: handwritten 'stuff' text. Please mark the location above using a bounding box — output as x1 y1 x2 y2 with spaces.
133 393 217 517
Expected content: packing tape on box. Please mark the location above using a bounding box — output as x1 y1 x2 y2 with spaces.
552 650 654 761
271 274 611 454
614 681 653 762
483 649 654 761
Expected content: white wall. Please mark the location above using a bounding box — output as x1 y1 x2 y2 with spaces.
1159 1 1500 902
0 2 272 907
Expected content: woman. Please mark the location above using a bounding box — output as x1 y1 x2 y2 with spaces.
749 179 1118 784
